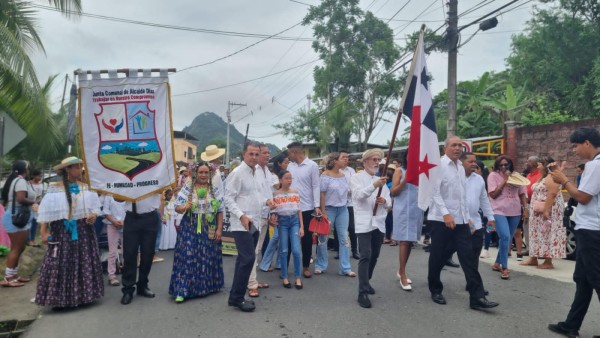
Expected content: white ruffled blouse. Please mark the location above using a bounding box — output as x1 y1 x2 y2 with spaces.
37 183 101 223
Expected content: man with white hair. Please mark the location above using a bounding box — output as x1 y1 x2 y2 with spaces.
351 148 391 308
428 136 499 310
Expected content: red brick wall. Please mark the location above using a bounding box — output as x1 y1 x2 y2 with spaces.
513 119 600 180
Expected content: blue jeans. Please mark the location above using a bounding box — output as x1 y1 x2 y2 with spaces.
29 218 38 242
494 214 521 269
259 226 281 271
315 206 351 274
278 214 302 279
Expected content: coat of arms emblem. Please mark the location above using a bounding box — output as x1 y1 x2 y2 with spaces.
95 101 162 179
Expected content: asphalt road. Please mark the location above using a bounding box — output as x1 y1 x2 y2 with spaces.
24 244 599 338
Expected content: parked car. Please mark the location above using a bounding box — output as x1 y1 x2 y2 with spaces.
563 201 577 260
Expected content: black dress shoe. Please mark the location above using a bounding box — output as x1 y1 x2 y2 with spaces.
352 252 360 260
121 293 133 305
445 259 460 268
431 293 447 305
548 322 579 338
137 287 155 298
228 300 256 312
283 281 292 288
470 298 499 310
358 293 372 308
367 286 376 295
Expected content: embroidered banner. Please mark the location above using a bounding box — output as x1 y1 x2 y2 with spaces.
78 70 176 201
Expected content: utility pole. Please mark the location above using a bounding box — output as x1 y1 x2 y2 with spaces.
447 0 458 137
226 101 247 166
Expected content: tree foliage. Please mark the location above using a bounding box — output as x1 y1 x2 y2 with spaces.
0 0 82 169
507 7 600 119
276 0 402 151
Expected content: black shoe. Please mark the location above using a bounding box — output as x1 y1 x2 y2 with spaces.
334 255 339 260
367 286 376 295
137 287 155 298
358 293 372 308
121 293 133 305
445 259 460 268
228 300 256 312
431 293 446 305
283 281 292 289
548 322 579 338
352 252 360 260
423 245 430 252
470 298 499 310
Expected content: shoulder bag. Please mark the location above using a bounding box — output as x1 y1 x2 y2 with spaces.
11 178 31 228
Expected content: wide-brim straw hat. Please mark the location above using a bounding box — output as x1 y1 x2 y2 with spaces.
507 172 530 186
387 164 397 171
201 145 226 162
54 156 83 171
179 166 187 173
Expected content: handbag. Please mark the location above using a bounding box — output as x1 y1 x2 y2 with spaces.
532 200 545 213
11 178 31 228
308 215 330 235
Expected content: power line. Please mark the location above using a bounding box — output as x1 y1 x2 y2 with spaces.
172 59 319 96
386 0 413 23
176 22 305 73
31 4 312 42
393 0 439 36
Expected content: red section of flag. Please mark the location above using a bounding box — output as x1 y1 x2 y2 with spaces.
405 105 421 186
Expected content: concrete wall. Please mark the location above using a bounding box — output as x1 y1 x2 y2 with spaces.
509 119 600 179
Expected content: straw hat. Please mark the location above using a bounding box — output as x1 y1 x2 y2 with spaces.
54 156 83 171
200 145 226 162
179 166 187 173
387 164 397 171
507 172 530 186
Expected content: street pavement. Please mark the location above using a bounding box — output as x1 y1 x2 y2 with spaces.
24 243 599 338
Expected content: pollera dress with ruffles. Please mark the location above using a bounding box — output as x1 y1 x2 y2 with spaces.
35 182 104 307
168 184 224 299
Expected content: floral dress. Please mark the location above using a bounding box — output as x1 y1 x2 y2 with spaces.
35 182 103 307
168 183 224 299
528 178 566 259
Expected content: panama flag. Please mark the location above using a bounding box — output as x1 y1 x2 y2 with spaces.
402 30 442 211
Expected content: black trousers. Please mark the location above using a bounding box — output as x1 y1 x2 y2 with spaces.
347 207 357 254
301 210 314 267
428 221 485 300
121 210 159 294
229 231 256 303
357 229 384 295
564 229 600 330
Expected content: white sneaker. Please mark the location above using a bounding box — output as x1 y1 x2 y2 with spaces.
480 249 489 258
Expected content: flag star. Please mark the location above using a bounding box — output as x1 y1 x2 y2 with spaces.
418 154 437 179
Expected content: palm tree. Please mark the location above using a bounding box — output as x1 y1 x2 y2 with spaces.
0 0 81 163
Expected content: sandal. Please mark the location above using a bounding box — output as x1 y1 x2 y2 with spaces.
383 239 392 244
257 282 269 289
501 269 510 280
389 240 399 246
344 271 357 277
248 288 259 297
108 278 120 286
314 270 323 275
0 276 25 287
303 268 312 278
15 275 31 283
492 264 502 272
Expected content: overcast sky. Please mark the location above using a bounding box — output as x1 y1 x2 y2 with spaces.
30 0 552 149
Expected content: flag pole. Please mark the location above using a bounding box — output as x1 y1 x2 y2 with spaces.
373 24 426 215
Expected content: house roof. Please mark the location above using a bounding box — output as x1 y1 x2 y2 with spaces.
173 131 198 141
